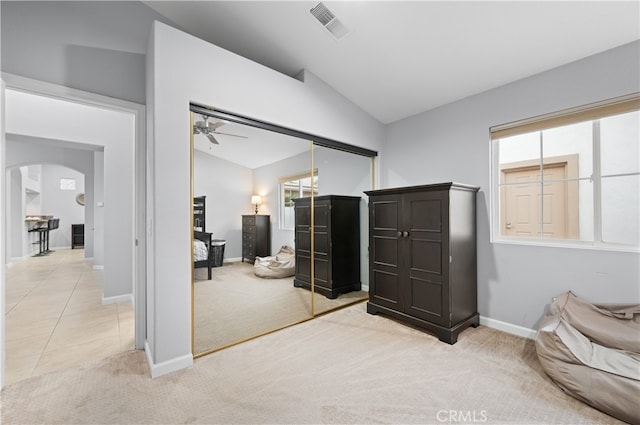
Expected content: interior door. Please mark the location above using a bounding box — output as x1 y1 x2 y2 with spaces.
403 190 449 326
502 164 568 238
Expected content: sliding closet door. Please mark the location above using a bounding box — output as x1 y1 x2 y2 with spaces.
191 110 315 357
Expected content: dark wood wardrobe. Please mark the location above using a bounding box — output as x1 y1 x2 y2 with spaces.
365 182 479 344
293 195 361 299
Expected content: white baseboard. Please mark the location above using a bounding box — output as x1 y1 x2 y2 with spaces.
102 293 133 305
224 257 242 263
93 265 104 270
480 316 537 340
144 341 193 378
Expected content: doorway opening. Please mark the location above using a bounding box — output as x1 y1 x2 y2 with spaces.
1 75 145 388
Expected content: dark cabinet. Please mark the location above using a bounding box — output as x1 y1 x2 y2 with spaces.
194 196 206 232
242 215 271 263
293 195 361 299
71 224 84 249
365 182 479 344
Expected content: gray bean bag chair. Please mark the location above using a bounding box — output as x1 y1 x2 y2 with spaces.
254 245 295 279
535 291 640 424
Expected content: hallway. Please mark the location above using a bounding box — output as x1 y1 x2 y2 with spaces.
4 249 134 386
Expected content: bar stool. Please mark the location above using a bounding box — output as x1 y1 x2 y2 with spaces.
45 218 60 253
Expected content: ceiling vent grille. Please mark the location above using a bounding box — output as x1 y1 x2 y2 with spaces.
309 2 350 40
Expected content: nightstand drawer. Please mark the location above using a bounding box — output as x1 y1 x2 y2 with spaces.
242 216 256 226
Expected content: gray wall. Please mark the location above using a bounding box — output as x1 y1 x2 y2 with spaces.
383 40 640 330
193 150 253 260
1 1 177 104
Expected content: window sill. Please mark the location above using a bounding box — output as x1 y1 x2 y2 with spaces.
491 237 640 253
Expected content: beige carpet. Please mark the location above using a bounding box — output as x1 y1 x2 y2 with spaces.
194 262 367 354
0 302 623 425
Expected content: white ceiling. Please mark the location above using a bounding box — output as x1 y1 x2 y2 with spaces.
144 1 640 125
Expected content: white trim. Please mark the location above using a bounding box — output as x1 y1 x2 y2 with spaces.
491 238 640 253
93 265 105 270
480 316 537 340
1 73 143 113
144 341 193 378
102 293 133 305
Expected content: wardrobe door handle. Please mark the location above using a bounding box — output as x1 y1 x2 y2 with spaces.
397 231 403 238
403 231 410 238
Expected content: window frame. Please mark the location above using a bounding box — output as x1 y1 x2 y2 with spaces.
278 169 318 231
490 93 640 252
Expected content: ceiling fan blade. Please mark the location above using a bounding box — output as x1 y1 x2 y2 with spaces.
208 121 227 131
212 131 248 139
206 134 219 144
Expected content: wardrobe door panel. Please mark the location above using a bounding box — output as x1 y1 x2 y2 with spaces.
408 277 443 318
296 253 311 282
374 236 399 266
370 196 403 310
372 269 400 306
410 199 442 233
373 201 399 230
314 258 329 285
411 239 442 275
314 231 329 256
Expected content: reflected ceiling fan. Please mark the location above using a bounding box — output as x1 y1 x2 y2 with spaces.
193 115 247 144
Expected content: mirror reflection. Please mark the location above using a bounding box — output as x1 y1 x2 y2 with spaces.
191 111 372 356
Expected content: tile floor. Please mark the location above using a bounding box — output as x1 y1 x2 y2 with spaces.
4 248 134 385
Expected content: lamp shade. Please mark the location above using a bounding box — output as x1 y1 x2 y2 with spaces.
251 195 262 205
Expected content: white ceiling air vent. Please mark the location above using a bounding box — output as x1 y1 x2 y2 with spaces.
309 2 350 41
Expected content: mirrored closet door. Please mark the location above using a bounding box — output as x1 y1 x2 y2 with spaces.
190 106 376 357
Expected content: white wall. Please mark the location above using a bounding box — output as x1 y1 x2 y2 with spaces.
40 164 85 249
147 21 384 375
384 40 640 331
193 150 252 260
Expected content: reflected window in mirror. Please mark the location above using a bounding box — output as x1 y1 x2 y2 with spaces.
279 170 318 230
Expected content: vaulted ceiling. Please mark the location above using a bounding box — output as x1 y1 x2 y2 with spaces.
144 1 640 124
